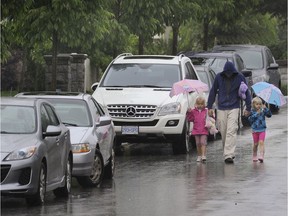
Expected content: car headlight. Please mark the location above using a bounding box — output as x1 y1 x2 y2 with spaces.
158 102 181 116
72 143 91 153
4 146 37 161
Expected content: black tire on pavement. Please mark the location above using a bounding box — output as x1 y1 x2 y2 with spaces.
26 162 46 206
77 149 104 187
104 147 115 179
172 119 190 155
53 156 72 197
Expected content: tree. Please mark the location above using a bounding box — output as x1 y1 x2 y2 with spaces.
121 0 168 54
164 0 200 55
1 0 112 90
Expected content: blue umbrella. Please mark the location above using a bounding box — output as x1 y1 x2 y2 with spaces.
251 82 286 106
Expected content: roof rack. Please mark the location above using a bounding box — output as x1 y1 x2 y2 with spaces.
115 53 133 59
178 54 185 62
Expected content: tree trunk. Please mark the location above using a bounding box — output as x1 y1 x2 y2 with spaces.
202 17 209 51
172 25 179 55
138 35 144 55
51 30 58 90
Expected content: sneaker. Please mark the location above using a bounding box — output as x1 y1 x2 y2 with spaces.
253 155 258 162
201 156 207 162
224 157 234 163
196 156 202 162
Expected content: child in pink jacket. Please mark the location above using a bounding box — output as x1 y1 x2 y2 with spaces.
186 96 209 162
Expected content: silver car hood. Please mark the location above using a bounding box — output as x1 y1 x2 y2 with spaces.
68 127 89 144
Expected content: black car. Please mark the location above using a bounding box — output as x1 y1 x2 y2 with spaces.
212 44 281 112
186 51 253 90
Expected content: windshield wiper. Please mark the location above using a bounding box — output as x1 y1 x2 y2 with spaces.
62 122 78 127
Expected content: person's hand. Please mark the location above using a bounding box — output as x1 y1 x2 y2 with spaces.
262 104 266 109
244 110 250 117
208 109 214 117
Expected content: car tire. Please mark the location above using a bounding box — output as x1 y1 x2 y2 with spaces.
104 147 115 179
53 156 72 197
26 162 46 206
172 119 190 155
77 149 104 187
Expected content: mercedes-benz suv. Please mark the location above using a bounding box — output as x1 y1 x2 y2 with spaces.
91 53 205 154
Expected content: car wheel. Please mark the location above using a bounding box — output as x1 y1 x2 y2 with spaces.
104 147 115 179
53 156 72 197
172 119 190 154
26 162 46 206
77 149 104 187
240 100 250 127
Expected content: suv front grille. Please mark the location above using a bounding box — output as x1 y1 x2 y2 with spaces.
107 104 157 119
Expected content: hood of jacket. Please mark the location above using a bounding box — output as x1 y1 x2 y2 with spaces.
221 61 238 78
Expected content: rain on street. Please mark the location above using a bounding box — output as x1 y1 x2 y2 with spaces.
1 105 287 216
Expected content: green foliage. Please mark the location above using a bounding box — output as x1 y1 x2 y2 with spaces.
1 0 287 91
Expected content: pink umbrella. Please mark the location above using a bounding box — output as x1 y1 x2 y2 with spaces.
169 79 209 97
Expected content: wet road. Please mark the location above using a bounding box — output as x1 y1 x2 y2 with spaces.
1 105 287 216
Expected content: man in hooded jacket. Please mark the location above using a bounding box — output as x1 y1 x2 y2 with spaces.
207 61 251 163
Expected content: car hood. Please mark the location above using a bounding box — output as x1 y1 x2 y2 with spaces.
93 87 177 106
68 127 90 144
0 134 39 160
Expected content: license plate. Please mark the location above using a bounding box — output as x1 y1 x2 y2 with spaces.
121 126 139 135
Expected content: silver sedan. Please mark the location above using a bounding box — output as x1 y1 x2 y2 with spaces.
0 97 73 205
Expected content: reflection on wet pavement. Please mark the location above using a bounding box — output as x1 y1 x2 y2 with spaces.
1 106 287 216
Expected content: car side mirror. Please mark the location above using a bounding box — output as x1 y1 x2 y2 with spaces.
95 116 112 127
268 63 279 70
91 82 99 91
43 125 62 137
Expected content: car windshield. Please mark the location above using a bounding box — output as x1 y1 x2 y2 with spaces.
197 70 209 86
0 105 36 134
191 56 232 73
46 99 91 127
237 50 263 70
101 64 181 88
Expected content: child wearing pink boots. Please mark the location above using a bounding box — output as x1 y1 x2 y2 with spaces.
248 97 272 162
186 96 209 162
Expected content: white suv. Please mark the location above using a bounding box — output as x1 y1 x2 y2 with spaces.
91 53 204 154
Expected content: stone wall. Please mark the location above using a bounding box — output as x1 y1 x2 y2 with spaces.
44 53 89 92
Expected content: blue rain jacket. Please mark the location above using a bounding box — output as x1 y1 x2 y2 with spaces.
207 61 251 111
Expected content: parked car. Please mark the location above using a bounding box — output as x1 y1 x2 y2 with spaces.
188 51 253 126
91 53 206 154
16 92 116 187
212 44 281 112
194 65 216 90
0 97 73 205
187 51 253 90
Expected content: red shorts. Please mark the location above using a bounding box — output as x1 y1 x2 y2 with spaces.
252 131 266 143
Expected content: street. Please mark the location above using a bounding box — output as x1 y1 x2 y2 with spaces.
1 105 287 216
